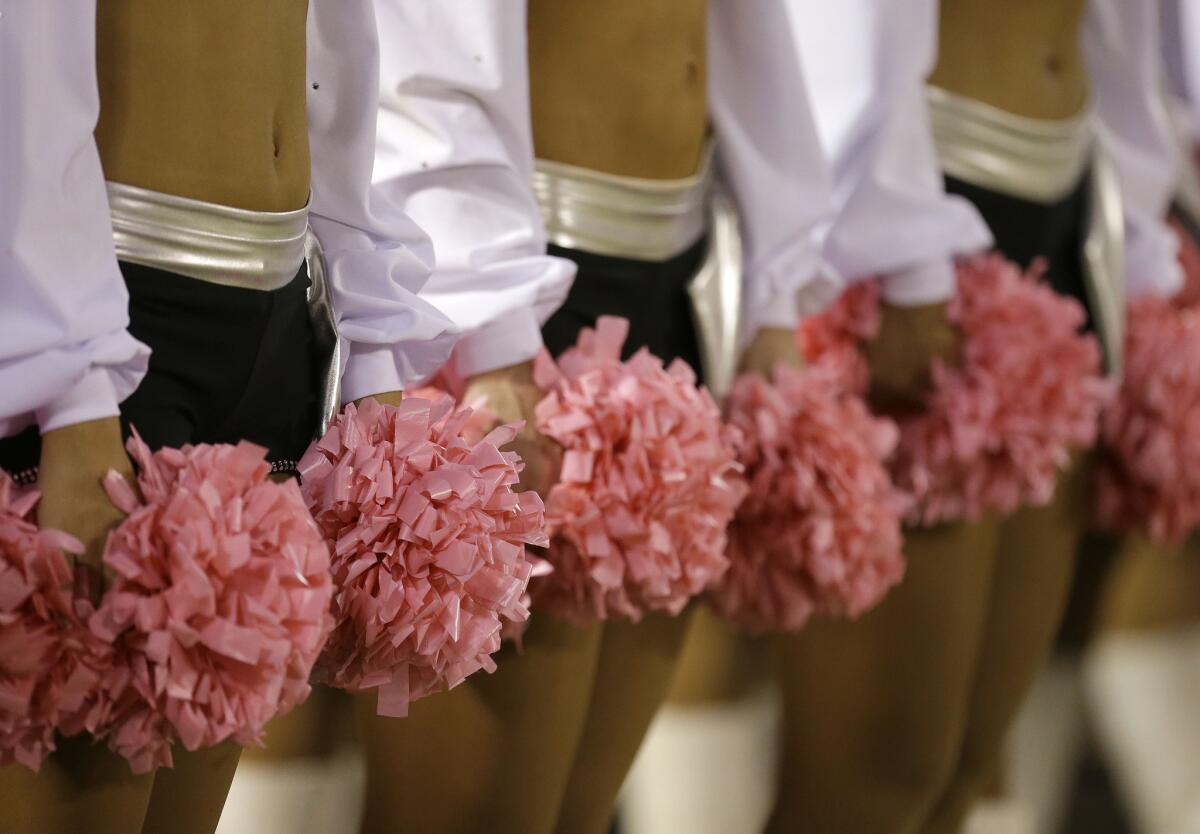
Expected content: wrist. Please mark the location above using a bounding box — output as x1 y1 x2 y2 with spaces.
354 390 404 409
465 360 537 390
40 417 131 481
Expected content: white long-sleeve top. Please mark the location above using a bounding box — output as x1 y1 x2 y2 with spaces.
1086 0 1184 300
788 0 993 306
372 2 575 378
371 1 841 370
708 0 843 330
0 1 458 440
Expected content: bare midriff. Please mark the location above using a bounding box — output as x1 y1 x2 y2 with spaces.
930 0 1089 121
528 0 709 180
94 0 311 213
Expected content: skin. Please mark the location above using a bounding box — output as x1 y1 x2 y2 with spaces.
866 302 959 414
528 0 709 179
94 0 311 212
929 0 1089 121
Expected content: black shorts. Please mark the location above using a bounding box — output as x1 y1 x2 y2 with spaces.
0 262 319 481
945 173 1096 332
541 238 707 382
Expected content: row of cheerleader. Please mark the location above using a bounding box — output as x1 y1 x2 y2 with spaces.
3 1 1198 833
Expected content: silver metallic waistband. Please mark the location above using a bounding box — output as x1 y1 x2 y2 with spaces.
532 149 713 261
927 86 1095 204
107 182 309 290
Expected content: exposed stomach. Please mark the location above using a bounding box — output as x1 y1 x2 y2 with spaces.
930 0 1089 121
528 0 709 180
94 0 311 213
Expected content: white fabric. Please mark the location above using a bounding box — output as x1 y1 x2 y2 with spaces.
708 0 843 332
788 0 992 306
373 1 575 378
0 2 150 437
1086 0 1184 300
305 0 458 401
1166 0 1200 139
1 3 458 440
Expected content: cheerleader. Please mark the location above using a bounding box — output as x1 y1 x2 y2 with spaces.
0 4 456 834
770 0 1119 832
358 3 838 833
1080 1 1200 831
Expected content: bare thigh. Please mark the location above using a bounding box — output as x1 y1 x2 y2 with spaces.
767 520 1000 834
357 615 602 834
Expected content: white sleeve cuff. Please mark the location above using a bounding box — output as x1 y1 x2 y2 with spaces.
340 344 408 404
881 258 958 306
452 306 546 378
36 367 122 433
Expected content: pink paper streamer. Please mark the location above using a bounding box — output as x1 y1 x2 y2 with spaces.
78 434 335 773
530 316 745 623
0 473 94 771
803 253 1111 527
300 395 547 717
712 365 906 632
1097 222 1200 543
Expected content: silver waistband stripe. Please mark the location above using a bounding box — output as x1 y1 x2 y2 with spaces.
304 232 342 437
1082 150 1126 377
927 86 1095 204
532 149 713 261
687 193 743 401
107 182 309 290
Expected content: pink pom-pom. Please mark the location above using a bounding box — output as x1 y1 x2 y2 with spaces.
407 386 497 445
804 254 1110 526
83 435 334 774
711 366 906 632
1097 224 1200 543
407 387 551 648
299 396 547 718
530 316 745 623
0 474 91 771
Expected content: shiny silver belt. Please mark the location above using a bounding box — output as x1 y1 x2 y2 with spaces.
531 152 745 398
106 181 309 290
533 150 713 262
926 86 1125 375
106 181 341 434
927 86 1094 203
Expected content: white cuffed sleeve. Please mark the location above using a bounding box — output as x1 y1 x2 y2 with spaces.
0 2 150 438
373 1 574 379
1086 0 1183 300
788 0 992 306
709 0 843 337
307 0 460 402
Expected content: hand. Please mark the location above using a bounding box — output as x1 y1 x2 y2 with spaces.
355 390 404 408
864 301 960 413
739 327 805 377
37 417 133 584
463 362 561 498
